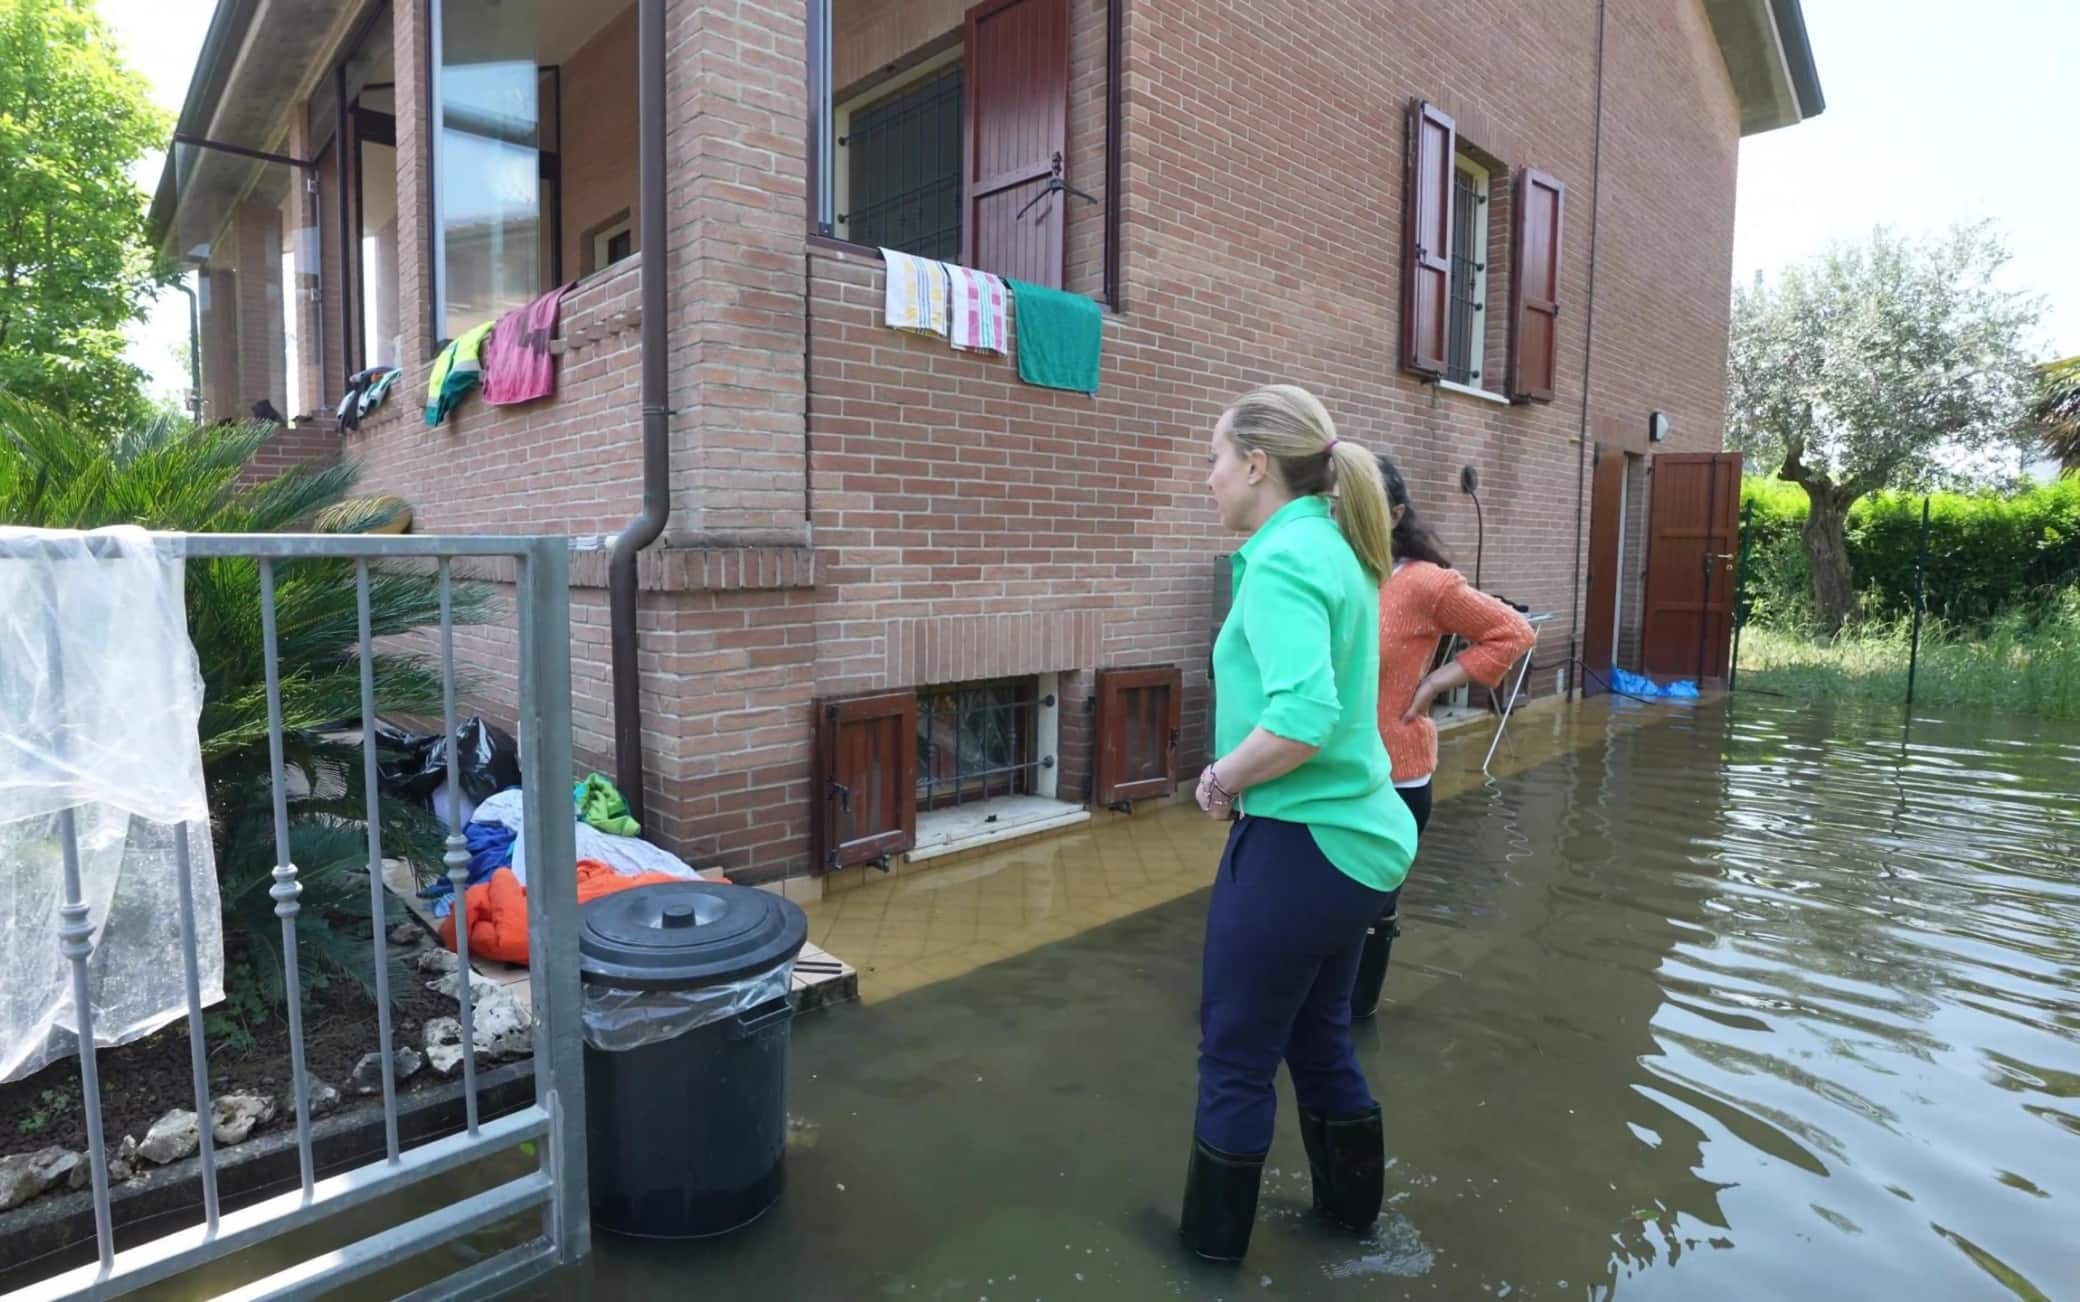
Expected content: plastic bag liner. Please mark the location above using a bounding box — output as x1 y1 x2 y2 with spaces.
0 527 223 1084
581 960 795 1052
370 715 521 808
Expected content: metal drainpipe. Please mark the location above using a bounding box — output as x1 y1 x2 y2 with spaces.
170 278 203 422
1566 0 1608 701
609 0 671 827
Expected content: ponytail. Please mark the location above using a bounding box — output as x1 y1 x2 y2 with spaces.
1328 441 1394 581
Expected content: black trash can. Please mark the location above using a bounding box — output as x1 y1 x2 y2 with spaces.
578 881 808 1239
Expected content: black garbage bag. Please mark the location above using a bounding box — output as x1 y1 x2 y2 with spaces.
363 716 522 807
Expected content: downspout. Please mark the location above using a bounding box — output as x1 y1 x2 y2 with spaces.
610 0 671 827
170 277 202 422
1567 0 1608 701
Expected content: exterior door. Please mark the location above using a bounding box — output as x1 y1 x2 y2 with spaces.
1641 453 1742 683
1581 446 1629 691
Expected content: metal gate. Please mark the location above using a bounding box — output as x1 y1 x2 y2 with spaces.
1 532 586 1300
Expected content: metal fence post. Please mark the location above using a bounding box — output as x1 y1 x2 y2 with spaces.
1729 498 1754 693
516 538 589 1267
1905 495 1931 714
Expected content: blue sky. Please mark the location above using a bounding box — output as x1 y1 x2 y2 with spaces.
110 0 2080 405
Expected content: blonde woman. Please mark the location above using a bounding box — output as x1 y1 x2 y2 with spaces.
1186 385 1418 1262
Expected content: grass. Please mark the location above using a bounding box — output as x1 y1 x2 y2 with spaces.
1734 591 2080 719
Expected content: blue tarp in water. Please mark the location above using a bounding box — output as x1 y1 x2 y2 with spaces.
1610 667 1699 699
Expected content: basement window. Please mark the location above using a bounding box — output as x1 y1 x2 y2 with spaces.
917 677 1044 811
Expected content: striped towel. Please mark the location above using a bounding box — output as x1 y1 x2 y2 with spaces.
880 248 950 337
947 266 1010 355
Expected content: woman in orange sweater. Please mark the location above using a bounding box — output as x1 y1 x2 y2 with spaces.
1349 454 1536 1020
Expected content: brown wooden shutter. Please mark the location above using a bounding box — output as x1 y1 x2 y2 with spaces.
963 0 1070 287
1093 666 1182 806
1507 167 1565 402
812 691 918 872
1401 100 1456 377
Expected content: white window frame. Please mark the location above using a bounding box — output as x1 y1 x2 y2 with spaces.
831 44 964 248
1438 154 1501 404
591 214 634 275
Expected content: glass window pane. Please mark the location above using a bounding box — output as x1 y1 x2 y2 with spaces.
436 0 547 340
360 141 402 368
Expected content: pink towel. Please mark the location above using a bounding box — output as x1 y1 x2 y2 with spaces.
481 283 571 406
947 266 1009 355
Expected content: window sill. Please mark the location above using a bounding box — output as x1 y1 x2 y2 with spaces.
905 795 1090 864
1437 379 1512 406
806 234 1120 315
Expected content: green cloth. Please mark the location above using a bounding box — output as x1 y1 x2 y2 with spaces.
1212 496 1417 892
1006 279 1101 393
574 773 640 837
424 322 496 427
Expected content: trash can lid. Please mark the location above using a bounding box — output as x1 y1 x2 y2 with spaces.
578 882 808 989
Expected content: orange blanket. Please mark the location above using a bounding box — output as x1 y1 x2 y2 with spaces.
439 860 685 966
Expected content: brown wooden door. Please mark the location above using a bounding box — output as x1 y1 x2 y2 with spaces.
962 0 1070 287
812 691 917 873
1641 453 1742 683
1581 446 1629 691
1094 666 1181 805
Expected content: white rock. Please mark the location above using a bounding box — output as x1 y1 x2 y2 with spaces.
349 1047 424 1095
390 922 426 947
211 1093 279 1146
469 984 534 1060
424 1018 465 1076
425 967 498 1001
0 1147 79 1210
138 1110 200 1166
410 947 459 977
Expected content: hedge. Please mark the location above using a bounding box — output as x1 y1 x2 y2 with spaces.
1736 475 2080 630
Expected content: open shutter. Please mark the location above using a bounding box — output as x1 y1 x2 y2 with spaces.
1507 167 1565 402
812 691 917 872
963 0 1070 287
1094 666 1182 806
1401 100 1456 377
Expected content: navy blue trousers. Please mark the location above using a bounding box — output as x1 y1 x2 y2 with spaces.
1195 815 1392 1154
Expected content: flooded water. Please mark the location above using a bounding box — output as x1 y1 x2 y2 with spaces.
483 698 2077 1301
110 699 2074 1300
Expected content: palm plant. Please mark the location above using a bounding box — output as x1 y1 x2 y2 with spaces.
0 395 492 1005
2034 354 2080 475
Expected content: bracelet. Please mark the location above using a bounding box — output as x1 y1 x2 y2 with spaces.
1206 767 1239 805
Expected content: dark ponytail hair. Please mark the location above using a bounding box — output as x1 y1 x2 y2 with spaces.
1373 453 1453 570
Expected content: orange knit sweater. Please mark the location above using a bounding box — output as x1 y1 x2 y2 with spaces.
1376 561 1538 783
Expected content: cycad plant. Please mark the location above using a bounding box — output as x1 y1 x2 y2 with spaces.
0 395 490 1006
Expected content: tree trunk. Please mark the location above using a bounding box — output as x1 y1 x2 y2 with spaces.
1800 487 1857 635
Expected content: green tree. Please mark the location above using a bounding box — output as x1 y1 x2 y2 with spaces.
0 397 492 1004
2032 354 2080 476
0 0 169 433
1727 224 2042 634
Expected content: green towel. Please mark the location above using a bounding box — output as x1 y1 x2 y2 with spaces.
425 321 496 426
574 773 641 837
1006 279 1102 394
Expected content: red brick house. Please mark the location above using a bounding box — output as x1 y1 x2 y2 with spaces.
152 0 1822 888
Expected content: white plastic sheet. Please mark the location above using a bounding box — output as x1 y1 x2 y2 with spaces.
472 788 702 886
0 527 224 1084
580 962 795 1052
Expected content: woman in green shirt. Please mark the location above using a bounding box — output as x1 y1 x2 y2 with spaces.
1181 385 1419 1264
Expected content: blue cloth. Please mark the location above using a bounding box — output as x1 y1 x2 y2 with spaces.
418 820 517 900
1609 667 1699 699
1196 815 1390 1154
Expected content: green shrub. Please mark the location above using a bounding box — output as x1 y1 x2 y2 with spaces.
1739 475 2080 630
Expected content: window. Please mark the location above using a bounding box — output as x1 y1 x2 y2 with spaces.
583 210 635 277
834 49 963 260
430 0 651 342
1444 157 1489 389
917 678 1041 810
1404 99 1568 403
811 0 1076 288
306 6 400 391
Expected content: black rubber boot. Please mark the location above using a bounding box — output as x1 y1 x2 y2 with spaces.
1179 1137 1266 1263
1298 1105 1385 1233
1349 912 1399 1021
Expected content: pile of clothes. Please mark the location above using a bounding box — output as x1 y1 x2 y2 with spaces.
431 776 718 968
